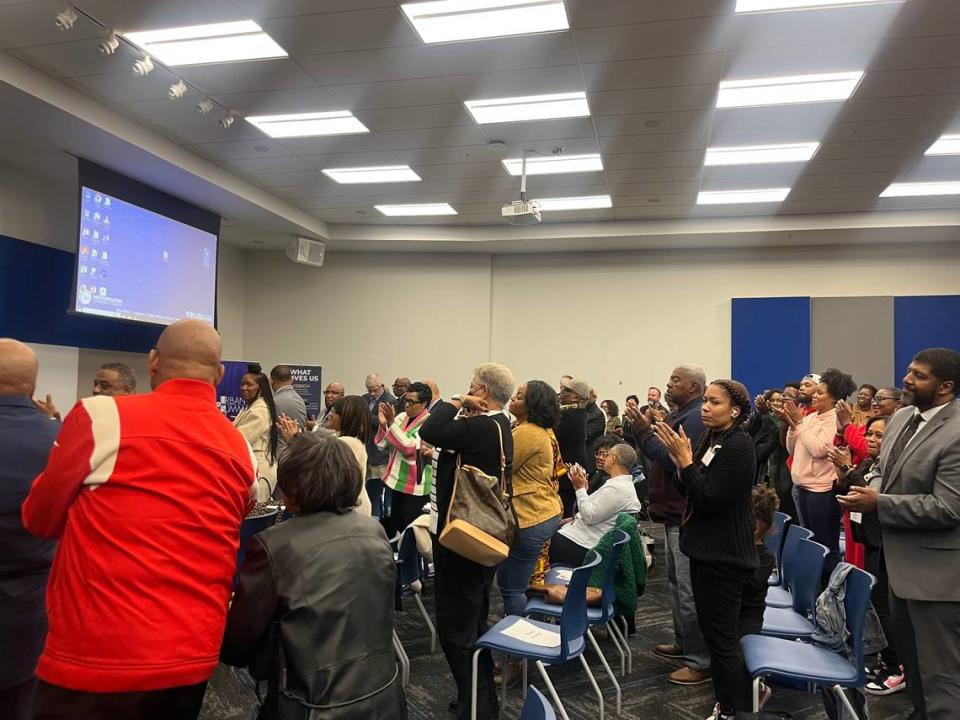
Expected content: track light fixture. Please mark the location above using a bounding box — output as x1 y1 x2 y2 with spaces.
195 98 215 115
98 32 120 55
132 53 154 76
168 79 188 99
218 112 236 129
55 6 78 30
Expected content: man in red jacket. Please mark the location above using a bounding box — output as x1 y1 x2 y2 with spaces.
23 320 255 720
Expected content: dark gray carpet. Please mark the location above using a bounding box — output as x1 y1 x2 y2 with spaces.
200 524 912 720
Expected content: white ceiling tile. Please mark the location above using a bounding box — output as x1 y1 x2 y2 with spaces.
839 95 960 123
572 17 727 64
212 87 342 115
806 156 914 175
218 155 318 174
725 42 877 79
589 85 717 116
114 96 219 126
700 164 806 186
0 1 105 49
299 149 404 167
11 40 139 78
413 162 504 180
600 131 709 155
823 117 952 143
422 177 517 193
261 8 418 55
234 0 398 18
871 36 960 71
856 68 960 98
480 119 597 144
728 4 903 49
298 46 440 86
610 193 696 207
324 77 460 110
71 69 196 104
816 137 931 160
426 33 578 76
567 0 733 27
581 54 726 93
250 170 327 187
188 139 292 160
446 65 584 101
354 104 474 131
155 119 267 144
613 206 694 220
889 0 960 38
278 134 390 155
604 167 702 183
178 59 317 94
376 125 490 150
604 150 705 170
78 0 248 31
595 111 710 137
609 180 700 196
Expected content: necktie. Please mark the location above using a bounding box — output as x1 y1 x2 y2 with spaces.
886 412 924 469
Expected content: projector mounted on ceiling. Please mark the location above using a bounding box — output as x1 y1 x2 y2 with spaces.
501 149 542 226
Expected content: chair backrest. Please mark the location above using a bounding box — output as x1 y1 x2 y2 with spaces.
780 523 814 591
764 512 791 569
520 686 557 720
597 530 630 621
792 539 828 618
842 566 876 684
558 550 602 660
396 527 422 587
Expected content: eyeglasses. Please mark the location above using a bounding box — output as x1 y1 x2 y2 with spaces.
872 396 897 404
594 450 609 458
403 398 423 406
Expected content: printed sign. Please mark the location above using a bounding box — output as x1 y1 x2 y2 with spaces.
217 360 255 420
285 364 323 418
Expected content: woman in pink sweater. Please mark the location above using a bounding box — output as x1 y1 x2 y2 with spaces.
782 367 857 580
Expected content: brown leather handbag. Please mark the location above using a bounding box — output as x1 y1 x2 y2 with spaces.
439 417 517 567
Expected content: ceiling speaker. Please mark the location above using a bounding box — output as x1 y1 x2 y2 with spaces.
286 237 325 267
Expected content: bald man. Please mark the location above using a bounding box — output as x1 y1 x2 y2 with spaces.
0 340 59 720
315 381 345 430
23 320 256 720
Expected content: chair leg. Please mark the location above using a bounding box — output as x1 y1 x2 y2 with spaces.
752 676 760 713
605 620 626 677
522 657 528 696
832 685 861 719
392 631 409 687
579 653 604 720
610 617 632 675
471 649 481 720
535 661 570 720
413 592 437 654
501 653 508 709
587 628 621 716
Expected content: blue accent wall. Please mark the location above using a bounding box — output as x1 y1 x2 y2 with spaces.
894 295 960 380
732 297 811 397
0 234 162 352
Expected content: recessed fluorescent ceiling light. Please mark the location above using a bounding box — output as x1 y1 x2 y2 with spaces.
322 166 421 184
925 134 960 156
465 92 589 124
697 188 790 204
717 72 863 108
880 182 960 197
375 203 458 216
736 0 902 13
536 195 612 211
245 111 369 138
401 0 568 43
502 154 603 176
124 20 286 66
705 142 820 166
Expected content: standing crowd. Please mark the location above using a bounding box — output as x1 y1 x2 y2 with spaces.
1 321 959 720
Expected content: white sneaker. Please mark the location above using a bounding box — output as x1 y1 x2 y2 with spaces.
865 665 906 696
704 704 735 720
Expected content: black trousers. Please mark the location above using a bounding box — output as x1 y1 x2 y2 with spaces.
890 588 960 720
863 546 898 668
0 677 37 720
795 487 841 584
558 488 576 519
32 679 208 720
690 560 754 714
389 491 428 537
433 541 499 720
548 532 588 568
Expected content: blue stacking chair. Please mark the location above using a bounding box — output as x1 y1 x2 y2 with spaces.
525 531 629 715
762 539 828 639
396 527 437 653
520 685 557 720
471 552 602 720
766 524 814 609
766 512 792 587
743 565 876 716
235 506 279 584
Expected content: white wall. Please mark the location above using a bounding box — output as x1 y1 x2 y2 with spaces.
0 159 75 250
28 342 79 408
241 250 493 398
240 241 960 406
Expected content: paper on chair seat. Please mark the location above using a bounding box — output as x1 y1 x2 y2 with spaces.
554 569 573 581
501 618 560 647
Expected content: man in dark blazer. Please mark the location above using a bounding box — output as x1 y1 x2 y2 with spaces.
362 372 396 518
584 387 606 474
0 339 59 720
839 347 960 720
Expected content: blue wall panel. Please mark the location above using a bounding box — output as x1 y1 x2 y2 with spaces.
0 234 162 352
732 297 811 397
894 295 960 381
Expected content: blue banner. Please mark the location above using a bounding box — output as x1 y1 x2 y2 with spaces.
287 364 323 419
217 360 254 420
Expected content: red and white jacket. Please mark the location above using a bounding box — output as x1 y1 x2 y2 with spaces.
22 378 256 692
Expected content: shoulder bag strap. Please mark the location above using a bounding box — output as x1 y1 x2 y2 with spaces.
491 415 506 494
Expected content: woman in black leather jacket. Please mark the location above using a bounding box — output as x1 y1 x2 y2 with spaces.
222 433 407 720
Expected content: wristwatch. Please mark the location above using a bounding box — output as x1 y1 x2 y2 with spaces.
451 394 464 403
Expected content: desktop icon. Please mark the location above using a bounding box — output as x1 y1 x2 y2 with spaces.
94 194 102 203
91 249 98 259
101 251 108 260
104 197 111 207
162 250 169 260
90 267 97 277
79 265 87 275
83 209 90 219
99 287 106 296
92 230 99 240
82 228 90 237
103 216 110 225
93 212 101 222
80 245 89 255
102 234 110 243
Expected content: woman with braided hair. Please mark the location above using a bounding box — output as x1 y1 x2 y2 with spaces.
653 379 758 720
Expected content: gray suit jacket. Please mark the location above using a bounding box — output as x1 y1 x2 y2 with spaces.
877 400 960 601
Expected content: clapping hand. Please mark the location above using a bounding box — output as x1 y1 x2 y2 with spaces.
754 394 769 415
837 485 879 513
835 400 853 429
277 413 301 442
652 422 694 469
826 445 853 470
776 398 803 428
624 405 651 432
304 414 317 432
568 463 588 491
378 402 396 427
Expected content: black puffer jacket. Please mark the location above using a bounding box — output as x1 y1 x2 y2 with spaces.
222 511 406 720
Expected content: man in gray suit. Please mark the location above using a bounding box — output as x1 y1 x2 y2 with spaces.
839 347 960 720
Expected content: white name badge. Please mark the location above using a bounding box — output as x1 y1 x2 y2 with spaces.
702 445 721 466
850 512 863 524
